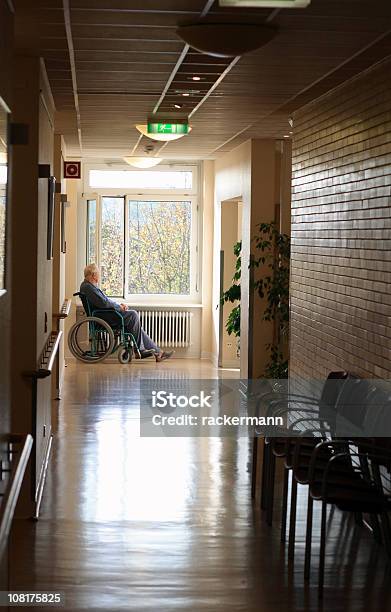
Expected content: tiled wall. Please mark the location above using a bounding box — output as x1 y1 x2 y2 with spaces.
290 58 391 379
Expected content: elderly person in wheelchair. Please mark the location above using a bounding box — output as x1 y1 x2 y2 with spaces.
69 263 173 364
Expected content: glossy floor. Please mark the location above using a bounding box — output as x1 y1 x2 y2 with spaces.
10 360 391 611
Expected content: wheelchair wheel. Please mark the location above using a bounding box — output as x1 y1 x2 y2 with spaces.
68 316 115 363
117 347 132 364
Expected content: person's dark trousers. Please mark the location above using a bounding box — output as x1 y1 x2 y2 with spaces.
123 309 160 353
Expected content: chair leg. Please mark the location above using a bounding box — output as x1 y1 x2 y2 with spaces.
369 513 383 544
318 500 327 599
288 476 297 560
251 436 258 500
280 467 289 543
304 490 313 581
266 451 276 526
380 512 391 558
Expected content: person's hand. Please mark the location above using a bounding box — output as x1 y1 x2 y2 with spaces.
120 303 128 312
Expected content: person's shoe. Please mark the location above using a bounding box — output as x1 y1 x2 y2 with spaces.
155 350 174 362
135 349 156 359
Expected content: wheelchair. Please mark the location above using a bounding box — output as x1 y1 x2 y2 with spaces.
68 292 142 364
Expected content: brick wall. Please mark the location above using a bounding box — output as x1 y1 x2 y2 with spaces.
290 58 391 380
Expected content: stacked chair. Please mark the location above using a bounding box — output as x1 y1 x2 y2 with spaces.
252 373 391 597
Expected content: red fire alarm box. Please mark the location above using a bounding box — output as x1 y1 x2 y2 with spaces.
64 161 81 179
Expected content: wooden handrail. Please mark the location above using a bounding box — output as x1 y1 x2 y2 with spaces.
38 331 63 377
53 298 71 320
24 330 63 379
0 434 33 560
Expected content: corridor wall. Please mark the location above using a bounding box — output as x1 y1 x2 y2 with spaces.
290 57 391 378
0 0 14 589
214 139 291 378
10 57 55 514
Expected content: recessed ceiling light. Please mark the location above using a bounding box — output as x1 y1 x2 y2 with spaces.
174 103 183 109
192 76 201 81
182 92 190 97
283 135 290 138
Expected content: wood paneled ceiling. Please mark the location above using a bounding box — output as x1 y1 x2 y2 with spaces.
37 0 391 160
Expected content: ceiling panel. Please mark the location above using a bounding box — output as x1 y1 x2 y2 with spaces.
36 0 391 159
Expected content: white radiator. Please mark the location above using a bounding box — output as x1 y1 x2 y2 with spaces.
138 310 192 348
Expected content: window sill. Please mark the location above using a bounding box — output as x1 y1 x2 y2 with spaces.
121 302 203 309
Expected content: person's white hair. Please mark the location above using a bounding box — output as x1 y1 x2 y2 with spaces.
84 263 99 279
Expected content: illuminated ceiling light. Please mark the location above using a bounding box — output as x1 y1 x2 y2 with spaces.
182 92 190 96
124 156 162 169
174 103 183 109
176 22 277 58
219 0 311 7
192 76 201 81
136 124 192 142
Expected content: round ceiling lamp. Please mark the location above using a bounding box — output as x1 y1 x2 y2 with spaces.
136 124 192 142
176 22 277 58
123 156 163 169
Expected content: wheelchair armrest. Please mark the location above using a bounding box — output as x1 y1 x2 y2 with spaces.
92 308 124 324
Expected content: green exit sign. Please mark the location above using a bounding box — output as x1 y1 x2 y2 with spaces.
220 0 311 7
147 123 189 135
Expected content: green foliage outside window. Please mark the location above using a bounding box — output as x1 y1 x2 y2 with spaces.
100 197 124 296
128 201 191 295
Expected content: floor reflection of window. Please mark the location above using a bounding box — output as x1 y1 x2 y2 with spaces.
84 411 193 522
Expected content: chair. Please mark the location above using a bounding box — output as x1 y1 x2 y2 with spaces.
253 371 350 533
308 439 391 597
68 292 141 363
298 380 391 596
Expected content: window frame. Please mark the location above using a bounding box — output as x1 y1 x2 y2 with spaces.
86 198 98 265
84 162 198 196
83 163 201 305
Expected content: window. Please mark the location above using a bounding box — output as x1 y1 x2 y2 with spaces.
100 197 124 296
89 169 192 191
128 200 191 295
85 165 199 302
87 200 97 264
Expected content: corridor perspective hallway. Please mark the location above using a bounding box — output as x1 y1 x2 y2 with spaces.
9 361 391 612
